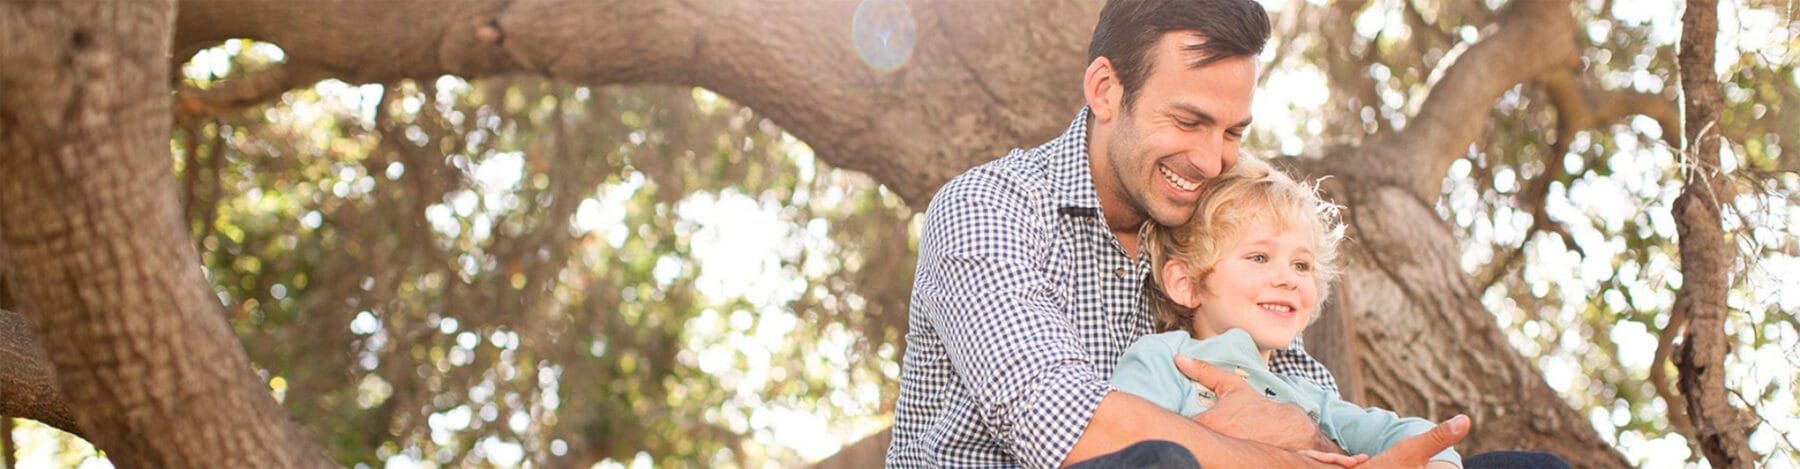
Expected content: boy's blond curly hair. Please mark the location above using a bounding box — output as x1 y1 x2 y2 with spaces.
1140 155 1346 334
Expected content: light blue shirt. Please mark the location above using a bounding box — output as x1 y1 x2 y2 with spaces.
1112 329 1461 467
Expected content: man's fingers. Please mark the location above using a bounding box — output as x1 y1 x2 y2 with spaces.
1387 414 1470 461
1299 450 1369 468
1174 355 1249 393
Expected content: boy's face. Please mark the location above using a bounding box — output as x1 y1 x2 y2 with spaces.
1173 217 1318 352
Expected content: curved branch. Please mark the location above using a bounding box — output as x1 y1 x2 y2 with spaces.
1538 69 1679 149
0 308 80 437
174 61 327 126
174 0 1096 208
1384 0 1580 199
1517 68 1677 263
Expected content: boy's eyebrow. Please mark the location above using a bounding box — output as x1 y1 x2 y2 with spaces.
1234 239 1312 255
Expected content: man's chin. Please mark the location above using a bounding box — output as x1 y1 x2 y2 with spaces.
1151 208 1197 228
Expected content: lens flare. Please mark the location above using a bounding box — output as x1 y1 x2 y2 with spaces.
852 0 917 72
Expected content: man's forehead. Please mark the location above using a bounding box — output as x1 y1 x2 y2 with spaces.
1158 31 1259 71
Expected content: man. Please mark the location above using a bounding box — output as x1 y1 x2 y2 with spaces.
885 0 1465 467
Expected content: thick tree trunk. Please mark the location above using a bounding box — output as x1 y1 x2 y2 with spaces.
1672 0 1755 467
1312 176 1628 468
0 1 331 466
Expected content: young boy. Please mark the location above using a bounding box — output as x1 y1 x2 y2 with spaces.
1111 156 1463 468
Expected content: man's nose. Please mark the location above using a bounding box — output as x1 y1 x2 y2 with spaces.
1186 133 1229 178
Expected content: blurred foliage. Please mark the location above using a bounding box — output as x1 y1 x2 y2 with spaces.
12 1 1798 468
160 39 914 467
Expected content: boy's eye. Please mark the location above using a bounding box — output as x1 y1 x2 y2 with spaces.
1292 261 1311 272
1248 254 1268 263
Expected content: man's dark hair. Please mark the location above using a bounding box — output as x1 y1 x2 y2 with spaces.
1087 0 1271 109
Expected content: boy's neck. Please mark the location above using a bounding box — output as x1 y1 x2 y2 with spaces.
1188 328 1278 362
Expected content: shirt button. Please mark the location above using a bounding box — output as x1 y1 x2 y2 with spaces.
1113 267 1125 278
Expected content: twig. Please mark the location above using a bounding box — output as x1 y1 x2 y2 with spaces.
1475 225 1538 292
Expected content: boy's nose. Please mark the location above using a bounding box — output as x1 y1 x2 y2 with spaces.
1272 270 1299 289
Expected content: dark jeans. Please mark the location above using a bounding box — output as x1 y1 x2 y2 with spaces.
1066 440 1200 469
1066 441 1569 469
1465 450 1572 469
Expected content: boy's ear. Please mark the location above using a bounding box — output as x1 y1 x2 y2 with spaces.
1161 260 1202 309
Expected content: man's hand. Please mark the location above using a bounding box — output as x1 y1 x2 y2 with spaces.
1360 415 1470 469
1175 356 1338 453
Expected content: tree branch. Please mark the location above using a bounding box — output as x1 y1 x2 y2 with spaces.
1651 307 1699 452
1384 0 1580 200
174 62 327 126
1672 0 1757 466
1474 225 1539 291
172 0 1097 209
1538 69 1680 149
0 308 80 437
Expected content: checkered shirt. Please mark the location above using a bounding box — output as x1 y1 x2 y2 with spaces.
887 109 1338 468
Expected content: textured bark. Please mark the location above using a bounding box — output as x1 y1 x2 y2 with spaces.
0 308 78 436
0 1 331 466
1672 0 1756 467
2 416 12 469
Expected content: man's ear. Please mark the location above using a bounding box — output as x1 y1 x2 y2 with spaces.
1161 260 1202 309
1083 57 1123 123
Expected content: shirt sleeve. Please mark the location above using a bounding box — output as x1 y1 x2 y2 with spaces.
1304 379 1462 467
1110 333 1199 417
912 175 1113 468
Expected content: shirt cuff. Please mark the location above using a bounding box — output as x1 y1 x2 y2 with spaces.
1005 363 1114 468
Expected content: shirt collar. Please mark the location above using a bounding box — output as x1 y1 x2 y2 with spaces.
1047 107 1100 212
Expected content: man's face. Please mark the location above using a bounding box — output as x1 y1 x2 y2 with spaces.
1099 33 1255 229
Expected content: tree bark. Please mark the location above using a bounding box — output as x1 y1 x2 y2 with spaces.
1672 0 1756 467
2 416 12 469
0 1 331 466
0 308 78 437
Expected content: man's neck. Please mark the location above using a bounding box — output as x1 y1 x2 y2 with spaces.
1086 116 1148 259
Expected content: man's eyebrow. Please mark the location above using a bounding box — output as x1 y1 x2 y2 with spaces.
1170 103 1217 126
1170 102 1251 128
